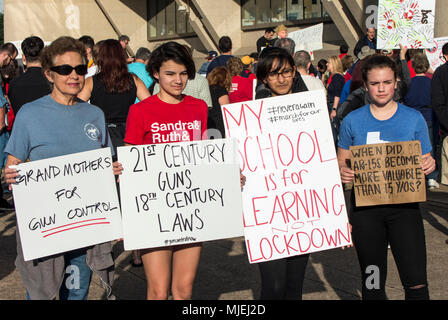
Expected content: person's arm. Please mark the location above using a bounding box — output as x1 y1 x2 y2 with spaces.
133 74 151 102
330 96 340 120
421 152 436 175
218 94 230 107
0 106 6 131
431 69 448 131
77 76 93 102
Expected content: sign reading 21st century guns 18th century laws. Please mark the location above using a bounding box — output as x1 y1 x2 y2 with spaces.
12 148 123 261
117 139 244 250
222 90 352 264
350 141 426 207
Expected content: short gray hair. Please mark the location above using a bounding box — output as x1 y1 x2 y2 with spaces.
274 37 295 56
135 47 151 61
293 50 311 69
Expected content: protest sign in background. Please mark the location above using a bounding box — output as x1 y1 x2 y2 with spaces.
222 90 351 264
118 139 243 250
377 0 435 49
288 23 323 55
12 148 123 261
350 141 426 207
426 37 448 71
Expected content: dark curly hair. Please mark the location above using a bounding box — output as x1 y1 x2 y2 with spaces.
40 36 87 71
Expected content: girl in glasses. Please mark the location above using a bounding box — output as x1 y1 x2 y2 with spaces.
255 47 310 300
3 36 118 300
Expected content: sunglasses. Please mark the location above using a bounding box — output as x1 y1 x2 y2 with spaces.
50 64 88 76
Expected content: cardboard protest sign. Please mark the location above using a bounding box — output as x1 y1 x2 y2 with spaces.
426 37 448 71
377 0 436 49
12 148 123 261
222 90 352 264
288 23 323 53
117 139 243 250
350 141 426 207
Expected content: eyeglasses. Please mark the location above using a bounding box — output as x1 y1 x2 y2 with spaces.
50 64 88 76
268 68 294 79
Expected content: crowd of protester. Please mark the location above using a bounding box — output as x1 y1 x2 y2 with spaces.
0 24 447 301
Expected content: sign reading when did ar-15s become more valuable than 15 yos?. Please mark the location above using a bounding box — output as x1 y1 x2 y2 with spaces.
350 140 426 207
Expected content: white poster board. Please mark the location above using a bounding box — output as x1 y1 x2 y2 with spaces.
12 148 123 261
118 139 244 250
377 0 436 49
222 90 352 263
288 23 323 54
426 37 448 71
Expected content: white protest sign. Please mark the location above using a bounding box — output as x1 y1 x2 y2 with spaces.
12 148 123 261
377 0 435 49
426 37 448 71
288 23 323 53
118 139 244 250
222 90 351 263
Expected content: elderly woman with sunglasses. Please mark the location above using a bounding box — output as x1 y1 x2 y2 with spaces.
3 36 118 300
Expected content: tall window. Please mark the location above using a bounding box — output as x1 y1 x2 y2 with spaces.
242 0 329 28
147 0 194 40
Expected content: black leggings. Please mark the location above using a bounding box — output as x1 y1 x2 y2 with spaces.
350 202 429 300
258 253 309 300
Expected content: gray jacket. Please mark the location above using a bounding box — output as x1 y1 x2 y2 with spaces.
15 228 115 300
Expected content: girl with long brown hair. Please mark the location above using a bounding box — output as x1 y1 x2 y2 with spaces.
78 39 150 153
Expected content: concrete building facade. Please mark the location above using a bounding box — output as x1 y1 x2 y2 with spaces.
4 0 448 62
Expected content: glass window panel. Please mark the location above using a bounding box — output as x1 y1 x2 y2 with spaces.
166 0 176 36
256 0 271 24
242 0 256 26
271 0 286 22
156 0 167 37
148 0 158 38
176 3 187 34
287 0 303 21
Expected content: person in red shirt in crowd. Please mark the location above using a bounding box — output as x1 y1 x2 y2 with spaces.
339 44 348 60
226 57 253 104
123 42 207 300
240 55 257 81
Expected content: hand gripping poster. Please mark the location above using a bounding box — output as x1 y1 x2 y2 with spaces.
377 0 436 49
222 90 352 263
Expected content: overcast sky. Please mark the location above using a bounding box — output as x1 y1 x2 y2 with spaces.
0 0 3 13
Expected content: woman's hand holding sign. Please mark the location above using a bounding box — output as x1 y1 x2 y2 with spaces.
5 155 23 190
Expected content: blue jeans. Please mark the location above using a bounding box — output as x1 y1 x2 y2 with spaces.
59 248 92 300
25 248 92 300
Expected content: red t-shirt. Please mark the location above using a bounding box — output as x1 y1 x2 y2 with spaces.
229 76 253 104
124 94 208 145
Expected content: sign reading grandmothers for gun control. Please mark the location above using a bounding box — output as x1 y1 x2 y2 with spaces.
350 141 426 206
118 139 243 250
12 148 123 261
222 90 352 264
